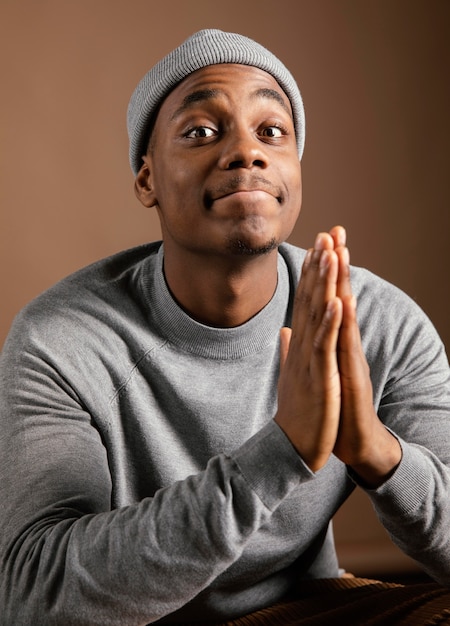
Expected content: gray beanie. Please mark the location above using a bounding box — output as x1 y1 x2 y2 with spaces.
127 29 305 175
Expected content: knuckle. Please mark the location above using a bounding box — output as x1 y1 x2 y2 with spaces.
312 333 327 353
295 288 312 308
308 307 319 324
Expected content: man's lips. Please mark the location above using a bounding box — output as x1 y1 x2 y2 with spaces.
215 189 273 201
205 178 283 208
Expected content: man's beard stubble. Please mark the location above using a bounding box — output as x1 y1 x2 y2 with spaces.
227 236 279 256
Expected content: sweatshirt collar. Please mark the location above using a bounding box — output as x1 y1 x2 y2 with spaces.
146 244 290 360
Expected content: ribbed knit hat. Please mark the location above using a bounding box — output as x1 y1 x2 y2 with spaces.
127 29 305 175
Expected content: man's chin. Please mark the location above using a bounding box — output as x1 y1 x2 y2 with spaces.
227 237 279 256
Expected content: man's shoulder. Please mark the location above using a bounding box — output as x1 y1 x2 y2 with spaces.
8 242 163 344
64 241 162 291
279 241 424 321
279 241 405 295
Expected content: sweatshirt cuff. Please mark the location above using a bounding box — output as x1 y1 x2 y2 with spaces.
356 438 431 515
232 420 315 511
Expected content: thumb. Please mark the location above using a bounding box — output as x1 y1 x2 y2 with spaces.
279 327 292 373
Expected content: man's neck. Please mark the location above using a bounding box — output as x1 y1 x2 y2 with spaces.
162 248 279 328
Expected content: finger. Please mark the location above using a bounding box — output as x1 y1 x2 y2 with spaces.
300 232 334 289
339 293 358 345
299 233 334 281
317 248 340 311
293 233 338 339
329 225 346 249
314 231 335 251
338 294 368 389
328 225 352 300
292 248 338 357
336 244 352 301
311 296 343 384
279 327 292 373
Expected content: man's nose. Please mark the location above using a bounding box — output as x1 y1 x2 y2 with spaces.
217 131 269 170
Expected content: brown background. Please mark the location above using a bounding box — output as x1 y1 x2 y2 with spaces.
1 0 449 578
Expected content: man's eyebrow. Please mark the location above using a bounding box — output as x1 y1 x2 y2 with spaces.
170 86 291 121
170 89 221 121
252 88 291 115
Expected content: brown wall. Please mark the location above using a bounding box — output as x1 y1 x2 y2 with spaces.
1 0 449 577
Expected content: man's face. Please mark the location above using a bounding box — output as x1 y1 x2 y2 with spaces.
139 63 302 261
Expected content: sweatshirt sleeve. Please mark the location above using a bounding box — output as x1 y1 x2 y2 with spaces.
353 270 450 585
0 314 311 625
366 436 450 584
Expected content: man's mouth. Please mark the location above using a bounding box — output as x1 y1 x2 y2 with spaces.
205 176 283 208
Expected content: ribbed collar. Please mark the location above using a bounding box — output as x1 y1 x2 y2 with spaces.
143 245 290 360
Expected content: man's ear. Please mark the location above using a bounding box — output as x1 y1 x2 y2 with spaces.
134 158 157 208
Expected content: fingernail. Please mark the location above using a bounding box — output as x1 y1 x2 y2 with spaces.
337 226 347 247
315 233 325 250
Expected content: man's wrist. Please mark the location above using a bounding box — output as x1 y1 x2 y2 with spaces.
348 431 402 489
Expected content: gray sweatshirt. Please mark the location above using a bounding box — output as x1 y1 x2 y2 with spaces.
1 242 450 625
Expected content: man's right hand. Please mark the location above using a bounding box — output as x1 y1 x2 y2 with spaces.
274 232 343 472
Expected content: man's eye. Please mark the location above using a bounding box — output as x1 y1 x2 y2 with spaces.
185 127 215 139
260 126 284 138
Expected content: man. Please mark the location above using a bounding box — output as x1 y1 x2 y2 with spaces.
1 29 450 625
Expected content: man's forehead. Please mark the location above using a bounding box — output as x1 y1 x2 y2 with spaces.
164 64 293 117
